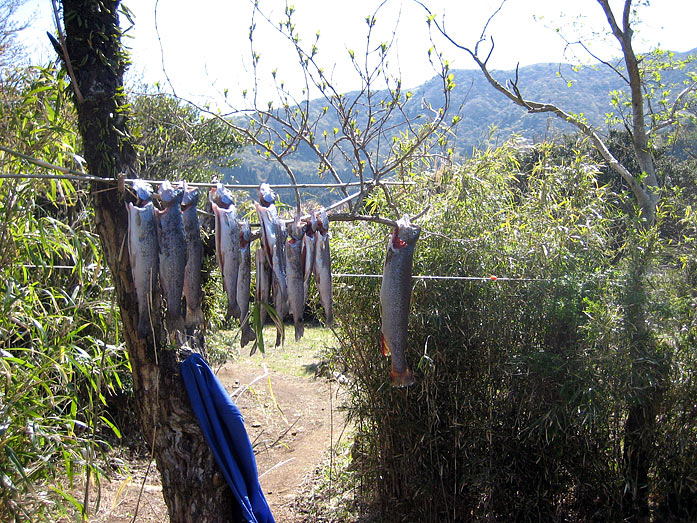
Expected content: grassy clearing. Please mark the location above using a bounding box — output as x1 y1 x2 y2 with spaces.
208 322 338 377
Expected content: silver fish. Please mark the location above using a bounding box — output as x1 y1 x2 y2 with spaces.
380 215 420 388
238 220 255 347
181 183 203 330
301 215 316 303
127 201 159 338
256 202 289 328
156 182 186 334
286 217 306 341
313 208 333 327
252 246 272 355
212 196 240 320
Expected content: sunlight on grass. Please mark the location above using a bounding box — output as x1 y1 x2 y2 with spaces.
208 323 337 377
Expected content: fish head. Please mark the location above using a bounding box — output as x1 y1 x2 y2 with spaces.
181 185 200 210
288 216 305 243
258 183 276 206
391 215 421 249
313 208 328 235
132 179 153 202
158 181 184 207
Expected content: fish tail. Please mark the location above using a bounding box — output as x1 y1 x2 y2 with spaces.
185 307 204 330
294 321 304 341
226 300 241 321
241 325 256 348
381 335 391 357
390 366 414 388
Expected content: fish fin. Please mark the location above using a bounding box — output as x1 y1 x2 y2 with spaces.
241 326 256 348
185 307 204 330
381 335 391 357
390 367 414 388
294 322 304 342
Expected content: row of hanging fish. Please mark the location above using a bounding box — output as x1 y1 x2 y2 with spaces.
127 179 420 388
126 180 333 348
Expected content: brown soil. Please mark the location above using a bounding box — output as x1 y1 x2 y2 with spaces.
84 328 347 522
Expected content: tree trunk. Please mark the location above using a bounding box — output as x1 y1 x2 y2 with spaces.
61 1 236 519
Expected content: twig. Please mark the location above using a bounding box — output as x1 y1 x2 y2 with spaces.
259 458 296 480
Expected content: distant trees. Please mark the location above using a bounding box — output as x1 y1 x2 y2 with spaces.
129 89 240 182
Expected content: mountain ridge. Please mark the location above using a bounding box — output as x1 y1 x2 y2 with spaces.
223 48 697 203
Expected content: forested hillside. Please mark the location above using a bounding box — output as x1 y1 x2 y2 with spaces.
226 47 697 201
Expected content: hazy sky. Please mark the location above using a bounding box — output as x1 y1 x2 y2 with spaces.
17 0 697 109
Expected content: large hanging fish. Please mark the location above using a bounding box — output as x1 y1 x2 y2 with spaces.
286 217 306 341
127 196 159 338
181 183 203 330
380 215 420 388
256 201 289 339
211 184 240 320
238 220 255 347
156 181 186 334
313 208 333 327
301 215 316 304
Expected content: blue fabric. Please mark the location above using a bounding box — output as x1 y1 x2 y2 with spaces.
180 353 275 523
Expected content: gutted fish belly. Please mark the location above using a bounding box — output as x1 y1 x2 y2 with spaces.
156 189 186 333
380 215 420 388
213 201 240 320
181 185 203 329
238 221 255 347
127 201 159 338
313 209 333 327
286 219 306 341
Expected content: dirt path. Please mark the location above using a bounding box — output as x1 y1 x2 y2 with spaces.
88 326 345 522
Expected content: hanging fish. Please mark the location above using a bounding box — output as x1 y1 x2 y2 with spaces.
252 246 272 355
256 202 289 323
380 215 420 388
301 214 316 304
127 199 159 338
156 181 186 334
238 220 255 347
181 183 203 330
313 208 333 327
286 217 306 341
211 184 240 320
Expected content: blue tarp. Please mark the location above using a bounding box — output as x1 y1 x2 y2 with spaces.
180 353 275 523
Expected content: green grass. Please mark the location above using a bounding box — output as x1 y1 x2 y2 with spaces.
207 323 337 378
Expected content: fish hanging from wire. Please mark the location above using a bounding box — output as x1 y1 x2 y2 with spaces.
380 215 420 387
313 208 333 327
238 220 255 348
256 197 288 347
180 182 203 331
127 180 159 338
156 181 187 335
211 183 241 320
301 214 316 304
286 216 306 341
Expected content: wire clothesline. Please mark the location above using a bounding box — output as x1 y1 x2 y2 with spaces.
17 264 550 282
0 172 415 190
333 273 551 282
